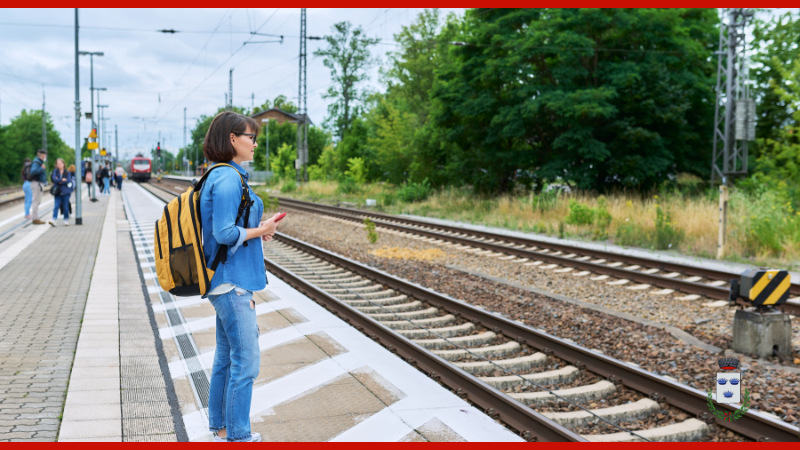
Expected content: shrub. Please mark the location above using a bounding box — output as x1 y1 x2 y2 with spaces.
593 196 613 240
345 157 367 184
565 200 595 226
337 177 361 195
531 190 559 212
307 164 326 181
363 218 378 244
654 204 684 250
397 178 432 203
380 192 397 206
258 192 279 211
734 189 799 257
281 179 297 193
616 221 649 247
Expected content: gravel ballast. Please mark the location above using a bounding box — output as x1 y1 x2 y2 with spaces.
273 211 800 434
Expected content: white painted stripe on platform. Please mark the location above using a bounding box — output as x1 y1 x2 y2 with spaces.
158 299 291 339
330 407 412 442
168 323 303 377
0 225 50 271
0 189 91 271
59 191 120 442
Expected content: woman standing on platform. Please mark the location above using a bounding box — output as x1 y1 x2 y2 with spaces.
21 158 33 219
48 158 73 227
115 163 125 190
201 111 283 442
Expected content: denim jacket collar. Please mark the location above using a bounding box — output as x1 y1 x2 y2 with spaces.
222 160 249 182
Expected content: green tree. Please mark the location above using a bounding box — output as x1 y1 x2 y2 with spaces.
432 8 718 193
367 99 418 184
271 95 297 113
751 11 800 153
0 109 73 184
382 9 457 123
366 9 460 186
747 57 800 207
314 21 379 139
269 142 297 179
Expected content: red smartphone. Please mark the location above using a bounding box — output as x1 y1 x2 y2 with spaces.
275 212 287 222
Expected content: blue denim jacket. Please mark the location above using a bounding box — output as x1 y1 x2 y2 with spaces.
199 161 266 294
51 169 74 196
30 157 48 183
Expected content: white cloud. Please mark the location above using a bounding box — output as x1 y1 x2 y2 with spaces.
0 8 465 160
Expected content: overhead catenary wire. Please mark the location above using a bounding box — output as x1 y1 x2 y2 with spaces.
152 9 282 125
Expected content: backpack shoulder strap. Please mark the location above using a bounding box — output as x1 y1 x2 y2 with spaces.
196 163 253 271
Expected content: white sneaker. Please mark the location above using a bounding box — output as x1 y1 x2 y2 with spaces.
213 432 261 442
64 221 70 226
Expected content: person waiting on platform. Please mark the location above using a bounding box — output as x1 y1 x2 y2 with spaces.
201 111 283 442
29 149 48 225
115 163 125 190
99 163 111 195
84 161 96 202
48 158 73 227
21 158 33 219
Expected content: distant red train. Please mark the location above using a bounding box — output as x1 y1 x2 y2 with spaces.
130 156 152 182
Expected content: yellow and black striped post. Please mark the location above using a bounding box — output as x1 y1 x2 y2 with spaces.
739 269 791 307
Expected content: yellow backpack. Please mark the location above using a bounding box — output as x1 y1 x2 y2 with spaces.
154 163 252 297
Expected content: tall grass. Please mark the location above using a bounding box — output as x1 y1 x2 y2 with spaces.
259 180 800 269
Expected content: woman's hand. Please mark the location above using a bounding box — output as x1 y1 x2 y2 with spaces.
245 212 283 242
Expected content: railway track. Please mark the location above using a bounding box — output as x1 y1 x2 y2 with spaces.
266 196 800 315
145 177 799 442
0 186 24 209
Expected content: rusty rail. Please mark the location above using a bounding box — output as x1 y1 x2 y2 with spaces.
272 232 800 443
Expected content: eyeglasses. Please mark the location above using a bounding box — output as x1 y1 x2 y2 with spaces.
240 133 257 143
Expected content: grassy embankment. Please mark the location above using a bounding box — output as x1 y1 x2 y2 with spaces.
258 179 800 271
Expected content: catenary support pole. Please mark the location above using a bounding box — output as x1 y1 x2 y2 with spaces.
74 8 82 225
42 90 47 155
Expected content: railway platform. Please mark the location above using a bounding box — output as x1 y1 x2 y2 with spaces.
0 182 521 442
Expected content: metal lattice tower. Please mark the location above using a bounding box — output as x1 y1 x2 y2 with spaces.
711 8 755 186
296 8 309 183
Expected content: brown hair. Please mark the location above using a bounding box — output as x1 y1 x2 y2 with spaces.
203 111 259 162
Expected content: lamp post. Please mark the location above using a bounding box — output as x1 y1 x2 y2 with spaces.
78 50 103 201
74 9 82 224
98 104 108 166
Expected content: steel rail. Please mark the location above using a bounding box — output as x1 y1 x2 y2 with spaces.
274 197 800 316
278 200 729 298
152 178 799 441
275 196 800 297
148 177 582 441
273 231 800 443
0 196 24 208
265 248 583 442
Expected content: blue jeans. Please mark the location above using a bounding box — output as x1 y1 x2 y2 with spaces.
53 194 70 220
116 175 123 190
208 289 260 441
22 181 32 216
103 178 110 194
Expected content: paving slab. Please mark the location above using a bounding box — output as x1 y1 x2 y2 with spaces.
0 194 108 443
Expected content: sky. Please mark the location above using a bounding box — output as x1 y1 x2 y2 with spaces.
0 8 465 160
